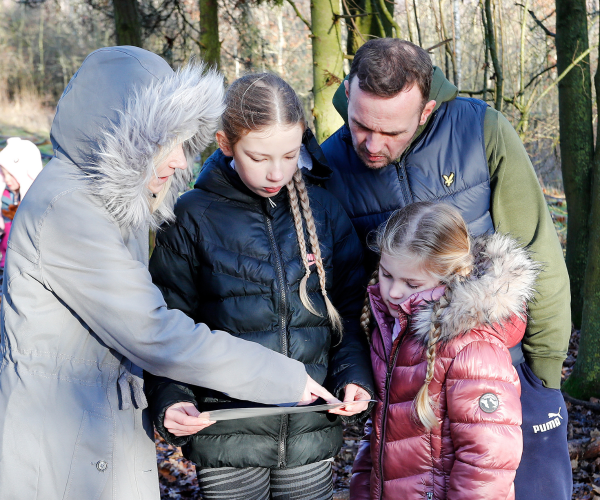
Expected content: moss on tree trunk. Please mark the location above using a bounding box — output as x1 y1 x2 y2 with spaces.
199 0 221 68
562 30 600 400
311 0 344 142
556 0 594 329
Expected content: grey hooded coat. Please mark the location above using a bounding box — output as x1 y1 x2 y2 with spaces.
0 47 307 500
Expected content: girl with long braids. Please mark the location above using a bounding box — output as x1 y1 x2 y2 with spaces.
145 73 374 500
350 202 539 500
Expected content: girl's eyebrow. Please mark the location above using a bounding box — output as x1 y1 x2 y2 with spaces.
379 263 390 275
243 147 300 157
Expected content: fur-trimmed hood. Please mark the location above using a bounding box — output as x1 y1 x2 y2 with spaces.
412 232 539 344
50 46 224 231
370 232 540 346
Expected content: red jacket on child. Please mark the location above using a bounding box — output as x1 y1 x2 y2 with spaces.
350 233 539 500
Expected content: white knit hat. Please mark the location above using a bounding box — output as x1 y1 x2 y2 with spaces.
0 137 43 197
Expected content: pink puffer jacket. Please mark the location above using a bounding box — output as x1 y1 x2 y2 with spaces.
350 233 539 500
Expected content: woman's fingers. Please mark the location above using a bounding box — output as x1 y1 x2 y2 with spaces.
298 375 341 406
164 402 215 436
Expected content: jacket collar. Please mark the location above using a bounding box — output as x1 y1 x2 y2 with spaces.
194 149 287 216
368 233 539 347
196 127 330 213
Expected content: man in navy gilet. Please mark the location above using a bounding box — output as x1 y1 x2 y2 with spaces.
321 38 572 500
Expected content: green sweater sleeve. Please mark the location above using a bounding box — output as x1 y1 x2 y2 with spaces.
485 108 570 389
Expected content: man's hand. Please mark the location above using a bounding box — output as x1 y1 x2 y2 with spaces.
297 375 341 406
329 384 371 416
164 402 215 437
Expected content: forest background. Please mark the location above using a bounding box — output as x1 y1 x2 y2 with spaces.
2 0 600 497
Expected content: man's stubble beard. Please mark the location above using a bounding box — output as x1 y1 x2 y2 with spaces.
352 128 420 170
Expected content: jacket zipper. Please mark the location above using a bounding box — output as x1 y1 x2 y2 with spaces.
426 492 433 500
266 215 289 468
395 160 412 205
378 336 403 499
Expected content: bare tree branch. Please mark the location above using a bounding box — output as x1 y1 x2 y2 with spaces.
516 3 556 37
285 0 311 31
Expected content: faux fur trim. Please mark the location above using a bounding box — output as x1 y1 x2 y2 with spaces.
411 233 540 344
83 62 224 231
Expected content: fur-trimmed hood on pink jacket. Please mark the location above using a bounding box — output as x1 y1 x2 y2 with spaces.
350 232 539 500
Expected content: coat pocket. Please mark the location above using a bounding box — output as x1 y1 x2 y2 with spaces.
63 410 114 500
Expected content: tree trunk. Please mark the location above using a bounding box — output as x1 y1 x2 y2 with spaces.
562 17 600 400
345 0 374 55
562 67 600 399
452 0 460 88
113 0 142 47
555 0 593 328
483 0 502 110
199 0 220 68
311 0 345 142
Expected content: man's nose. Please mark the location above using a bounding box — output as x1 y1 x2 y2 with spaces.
365 133 384 154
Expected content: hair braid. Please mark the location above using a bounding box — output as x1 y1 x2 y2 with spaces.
414 285 454 430
293 171 343 335
286 170 319 316
361 269 380 342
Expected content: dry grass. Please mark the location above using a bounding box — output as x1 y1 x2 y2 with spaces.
0 91 54 136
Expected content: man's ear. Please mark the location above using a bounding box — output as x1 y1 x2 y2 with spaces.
344 79 350 99
419 100 436 125
216 130 234 157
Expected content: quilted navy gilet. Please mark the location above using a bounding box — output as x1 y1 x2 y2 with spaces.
321 97 493 247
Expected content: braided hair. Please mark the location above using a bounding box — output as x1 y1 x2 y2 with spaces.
362 202 474 429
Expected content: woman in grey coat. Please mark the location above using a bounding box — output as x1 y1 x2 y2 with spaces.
0 46 332 500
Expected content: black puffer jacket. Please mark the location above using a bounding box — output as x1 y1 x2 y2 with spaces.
145 137 374 469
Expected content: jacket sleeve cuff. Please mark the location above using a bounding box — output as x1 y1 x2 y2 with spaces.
154 396 197 447
526 356 564 389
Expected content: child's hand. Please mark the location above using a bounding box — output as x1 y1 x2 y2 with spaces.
328 384 371 416
164 401 215 436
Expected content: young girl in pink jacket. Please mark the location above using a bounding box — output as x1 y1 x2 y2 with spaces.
350 201 539 500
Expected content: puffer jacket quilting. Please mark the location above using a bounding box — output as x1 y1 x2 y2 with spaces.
351 233 539 500
146 146 375 469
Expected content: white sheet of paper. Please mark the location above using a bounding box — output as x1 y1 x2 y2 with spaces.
197 400 374 421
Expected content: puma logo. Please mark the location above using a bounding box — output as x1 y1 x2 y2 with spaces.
548 407 563 420
533 407 563 433
442 172 455 187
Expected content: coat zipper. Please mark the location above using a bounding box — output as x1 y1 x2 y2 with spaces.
426 493 433 500
395 160 412 205
378 336 403 499
265 215 289 468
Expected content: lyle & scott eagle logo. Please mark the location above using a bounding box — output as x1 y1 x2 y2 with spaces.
443 172 455 187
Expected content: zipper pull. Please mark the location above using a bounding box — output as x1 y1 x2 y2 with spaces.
426 493 433 500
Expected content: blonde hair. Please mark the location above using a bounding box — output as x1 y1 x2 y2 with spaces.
361 201 474 429
222 73 342 334
149 141 181 213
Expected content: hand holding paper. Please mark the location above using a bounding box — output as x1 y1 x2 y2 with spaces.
164 401 215 436
328 384 371 416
